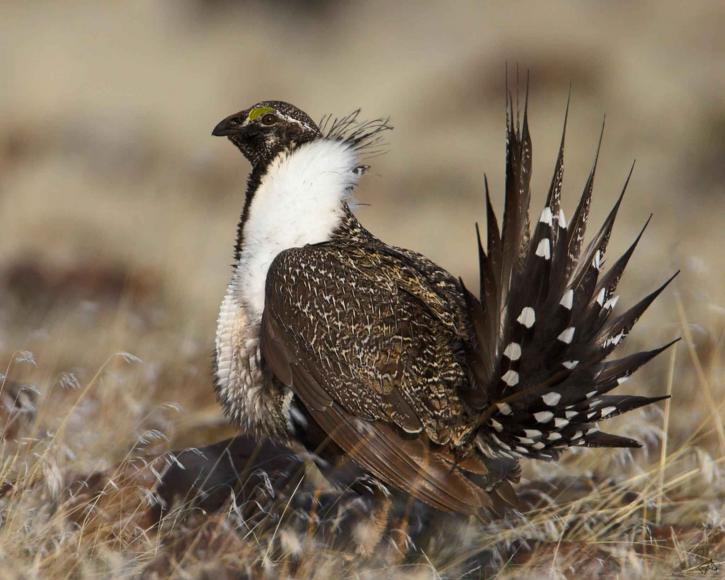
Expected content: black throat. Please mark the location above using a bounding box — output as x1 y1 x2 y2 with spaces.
232 161 268 263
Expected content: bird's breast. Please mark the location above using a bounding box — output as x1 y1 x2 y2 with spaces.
214 276 284 437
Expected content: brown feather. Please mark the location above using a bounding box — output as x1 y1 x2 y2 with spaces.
261 283 497 515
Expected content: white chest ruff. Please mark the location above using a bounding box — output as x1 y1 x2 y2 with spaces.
214 282 276 435
214 139 362 434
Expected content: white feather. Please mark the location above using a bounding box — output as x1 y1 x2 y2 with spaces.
236 140 360 320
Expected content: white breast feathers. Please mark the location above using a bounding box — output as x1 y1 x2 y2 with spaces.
236 139 361 320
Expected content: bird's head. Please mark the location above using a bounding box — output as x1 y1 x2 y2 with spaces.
212 100 321 167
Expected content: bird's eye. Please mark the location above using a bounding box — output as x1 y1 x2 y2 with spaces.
261 113 278 125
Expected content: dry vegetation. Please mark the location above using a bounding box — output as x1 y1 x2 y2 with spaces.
1 1 723 577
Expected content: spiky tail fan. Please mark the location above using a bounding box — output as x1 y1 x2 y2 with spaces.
464 92 678 461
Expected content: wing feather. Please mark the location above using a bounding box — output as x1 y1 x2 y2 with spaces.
261 305 494 515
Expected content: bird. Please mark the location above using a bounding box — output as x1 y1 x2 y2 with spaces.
209 93 677 517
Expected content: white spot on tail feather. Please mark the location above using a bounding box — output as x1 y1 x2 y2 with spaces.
534 411 554 423
542 392 562 407
503 342 522 361
539 206 553 225
562 360 579 370
490 418 503 432
554 417 569 428
557 208 567 228
517 307 536 328
560 289 574 310
601 406 617 417
501 370 519 387
558 327 575 344
535 238 551 260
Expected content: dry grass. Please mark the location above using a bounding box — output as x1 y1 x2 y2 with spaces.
1 1 723 577
0 303 723 577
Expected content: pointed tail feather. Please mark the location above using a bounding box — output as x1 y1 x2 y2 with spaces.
467 87 677 461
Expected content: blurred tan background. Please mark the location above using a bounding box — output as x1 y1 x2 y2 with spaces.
1 1 723 449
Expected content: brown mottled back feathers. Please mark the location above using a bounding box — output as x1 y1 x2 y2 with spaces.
260 234 525 513
264 240 471 445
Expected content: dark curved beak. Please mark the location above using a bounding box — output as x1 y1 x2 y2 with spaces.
212 111 247 137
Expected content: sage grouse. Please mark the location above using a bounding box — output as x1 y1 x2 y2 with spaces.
211 96 676 516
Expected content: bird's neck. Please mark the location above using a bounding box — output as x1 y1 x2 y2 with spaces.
233 162 266 262
230 139 362 322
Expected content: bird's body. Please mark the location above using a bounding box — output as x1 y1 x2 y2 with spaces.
211 97 676 515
